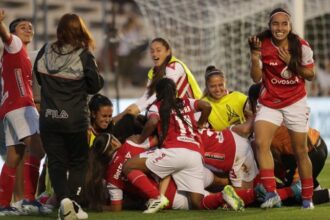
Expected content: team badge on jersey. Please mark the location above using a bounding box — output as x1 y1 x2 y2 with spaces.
280 67 292 79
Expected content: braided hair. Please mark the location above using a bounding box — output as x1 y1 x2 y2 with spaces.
155 78 188 146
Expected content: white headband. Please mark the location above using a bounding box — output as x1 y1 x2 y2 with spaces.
270 11 290 20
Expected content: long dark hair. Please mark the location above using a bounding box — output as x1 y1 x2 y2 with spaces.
84 133 113 211
112 114 146 144
155 78 187 146
256 8 302 74
88 93 113 133
83 114 147 211
248 83 261 114
147 38 172 97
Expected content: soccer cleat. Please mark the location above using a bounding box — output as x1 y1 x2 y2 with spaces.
301 199 314 209
143 194 169 214
58 198 77 220
260 192 282 208
0 206 22 216
221 185 245 211
21 199 52 215
72 200 88 219
254 184 267 203
290 181 302 202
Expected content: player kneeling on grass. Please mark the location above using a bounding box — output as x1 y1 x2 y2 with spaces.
122 78 244 213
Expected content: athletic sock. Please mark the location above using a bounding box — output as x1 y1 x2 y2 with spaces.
0 164 16 207
301 178 314 201
259 169 276 192
126 170 160 199
200 193 223 210
23 155 40 201
235 189 255 206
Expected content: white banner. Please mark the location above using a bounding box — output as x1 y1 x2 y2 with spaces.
308 98 330 150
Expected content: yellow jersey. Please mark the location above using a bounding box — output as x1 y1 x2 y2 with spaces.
202 91 247 131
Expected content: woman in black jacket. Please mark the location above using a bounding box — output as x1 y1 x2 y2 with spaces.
33 13 104 220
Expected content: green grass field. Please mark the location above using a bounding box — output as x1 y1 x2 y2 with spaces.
5 158 330 220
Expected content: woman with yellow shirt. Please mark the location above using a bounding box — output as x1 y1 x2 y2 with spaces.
202 65 252 134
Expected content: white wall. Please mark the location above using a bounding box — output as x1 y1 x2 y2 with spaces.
308 98 330 149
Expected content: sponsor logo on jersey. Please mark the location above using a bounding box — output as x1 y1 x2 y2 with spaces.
114 163 123 180
205 152 225 161
269 61 278 66
15 68 26 97
177 136 199 145
271 76 299 85
226 104 239 123
125 152 132 159
153 153 166 163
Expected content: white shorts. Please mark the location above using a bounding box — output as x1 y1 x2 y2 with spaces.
229 131 258 187
144 148 205 195
172 189 210 210
255 97 310 133
3 106 39 146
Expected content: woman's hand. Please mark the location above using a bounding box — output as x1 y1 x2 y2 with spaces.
248 36 262 54
278 47 291 65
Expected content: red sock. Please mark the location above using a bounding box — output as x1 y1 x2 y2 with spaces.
24 155 40 201
235 189 255 206
127 170 160 199
259 169 276 192
277 187 294 200
0 164 16 207
301 178 314 201
200 192 223 210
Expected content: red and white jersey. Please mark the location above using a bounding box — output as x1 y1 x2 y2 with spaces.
166 62 194 98
259 37 314 109
147 98 203 155
0 35 35 118
106 138 151 204
135 62 193 111
200 128 236 173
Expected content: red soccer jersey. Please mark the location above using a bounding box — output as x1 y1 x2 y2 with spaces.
106 139 150 190
0 35 35 118
259 37 314 109
201 128 236 173
148 98 203 155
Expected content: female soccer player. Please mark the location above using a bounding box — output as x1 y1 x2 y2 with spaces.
88 94 114 147
85 126 244 212
248 8 315 209
114 37 202 122
202 65 252 132
0 9 49 215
